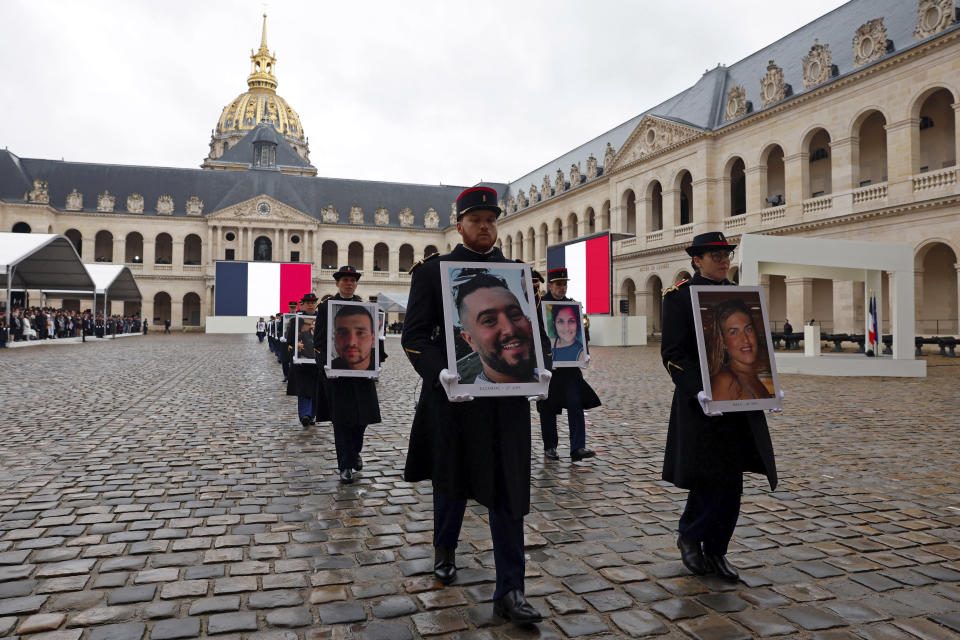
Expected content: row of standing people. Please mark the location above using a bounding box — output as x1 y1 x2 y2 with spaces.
2 308 146 346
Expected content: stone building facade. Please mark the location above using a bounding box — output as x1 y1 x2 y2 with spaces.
1 1 958 335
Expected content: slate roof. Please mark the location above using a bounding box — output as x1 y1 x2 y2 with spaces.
502 0 960 206
0 147 468 229
217 122 314 171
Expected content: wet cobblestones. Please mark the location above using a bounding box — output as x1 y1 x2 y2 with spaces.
1 334 958 638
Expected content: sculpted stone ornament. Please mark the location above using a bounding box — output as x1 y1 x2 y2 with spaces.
97 191 115 213
157 194 175 215
529 185 540 204
322 204 339 223
350 206 364 225
65 188 83 211
186 196 203 216
450 203 458 225
27 180 49 204
374 206 390 226
603 143 616 172
517 190 528 209
725 85 748 121
554 169 566 194
399 207 414 226
760 60 788 106
507 195 516 214
570 163 581 187
586 154 598 180
424 207 439 228
914 0 955 39
542 174 552 199
127 193 144 214
853 18 889 67
802 40 833 89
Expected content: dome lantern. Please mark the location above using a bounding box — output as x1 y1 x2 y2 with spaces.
248 14 277 92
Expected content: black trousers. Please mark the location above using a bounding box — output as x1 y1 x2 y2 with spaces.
539 375 586 451
678 487 741 556
433 489 524 600
332 422 367 471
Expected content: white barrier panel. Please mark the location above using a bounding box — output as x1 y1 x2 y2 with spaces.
205 316 263 334
586 316 647 346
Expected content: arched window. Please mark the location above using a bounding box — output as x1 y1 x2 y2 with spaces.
646 275 663 331
65 229 82 256
646 182 662 231
567 213 579 240
182 292 201 326
348 241 363 269
399 244 414 272
538 222 548 258
155 233 173 264
253 236 272 261
916 88 956 172
623 190 636 234
424 244 438 258
184 234 202 265
321 240 338 269
153 291 171 325
373 243 389 271
855 110 887 187
600 200 611 231
12 222 30 233
762 145 786 207
728 158 746 216
125 232 144 263
553 218 563 243
586 207 596 234
95 230 114 262
515 232 524 261
806 129 832 196
677 171 693 225
503 236 513 259
917 242 958 333
526 227 536 261
620 278 636 315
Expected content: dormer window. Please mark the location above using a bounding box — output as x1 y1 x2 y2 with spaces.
254 141 276 168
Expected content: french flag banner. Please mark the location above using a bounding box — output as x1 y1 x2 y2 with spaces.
546 233 611 314
215 262 312 316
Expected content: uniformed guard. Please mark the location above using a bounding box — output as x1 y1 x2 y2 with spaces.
286 293 319 427
313 266 385 484
267 315 276 352
256 317 266 343
537 268 601 461
279 300 298 379
402 186 543 624
661 231 778 581
531 270 544 305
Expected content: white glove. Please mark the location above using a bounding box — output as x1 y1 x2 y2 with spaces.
584 353 591 363
279 336 287 343
324 364 337 378
697 391 723 416
767 389 785 414
439 368 473 402
539 370 552 385
527 369 551 401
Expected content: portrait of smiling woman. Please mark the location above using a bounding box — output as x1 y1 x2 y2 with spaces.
707 298 774 401
543 302 586 365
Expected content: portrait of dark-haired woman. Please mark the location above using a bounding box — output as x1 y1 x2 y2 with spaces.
707 298 772 401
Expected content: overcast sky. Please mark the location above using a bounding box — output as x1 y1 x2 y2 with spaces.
3 0 848 186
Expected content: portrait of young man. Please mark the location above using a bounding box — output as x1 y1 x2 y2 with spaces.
331 304 377 371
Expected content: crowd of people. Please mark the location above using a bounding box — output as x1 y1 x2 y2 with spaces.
253 186 779 625
0 306 146 347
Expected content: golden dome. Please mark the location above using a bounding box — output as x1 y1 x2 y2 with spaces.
206 15 310 163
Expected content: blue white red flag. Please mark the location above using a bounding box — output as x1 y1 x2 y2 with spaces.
868 294 878 350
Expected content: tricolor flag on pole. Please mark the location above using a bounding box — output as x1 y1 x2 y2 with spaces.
867 293 878 352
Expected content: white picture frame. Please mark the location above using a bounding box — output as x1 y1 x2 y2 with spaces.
291 313 317 364
689 285 783 413
377 310 386 339
439 261 549 398
281 313 297 346
326 300 381 378
541 300 588 368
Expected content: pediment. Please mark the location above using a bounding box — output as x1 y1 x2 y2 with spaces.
206 195 318 225
608 116 705 172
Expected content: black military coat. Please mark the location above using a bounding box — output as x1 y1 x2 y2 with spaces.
285 314 318 398
660 273 777 492
537 291 601 415
313 294 383 427
402 244 533 519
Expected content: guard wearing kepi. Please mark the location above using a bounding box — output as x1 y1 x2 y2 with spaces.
286 293 319 426
313 265 385 484
402 186 543 624
660 232 777 581
537 267 601 462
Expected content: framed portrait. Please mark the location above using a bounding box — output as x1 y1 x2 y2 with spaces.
377 310 386 339
690 285 783 413
282 313 297 344
439 261 549 398
326 300 380 378
292 314 316 364
541 300 588 368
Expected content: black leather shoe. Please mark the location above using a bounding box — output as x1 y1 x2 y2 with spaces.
299 416 311 427
571 448 595 462
433 547 456 584
544 448 559 460
339 469 354 484
704 553 739 581
493 589 542 623
677 534 708 576
353 455 363 471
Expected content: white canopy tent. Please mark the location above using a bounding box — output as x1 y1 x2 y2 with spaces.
376 292 409 313
43 264 142 319
1 233 94 327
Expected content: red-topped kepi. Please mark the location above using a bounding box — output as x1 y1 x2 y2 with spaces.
547 268 569 283
333 265 361 280
455 186 502 220
685 231 737 256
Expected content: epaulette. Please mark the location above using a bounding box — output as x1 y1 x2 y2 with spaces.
662 279 689 297
409 252 439 274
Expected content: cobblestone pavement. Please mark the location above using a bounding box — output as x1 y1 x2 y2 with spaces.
1 334 959 640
